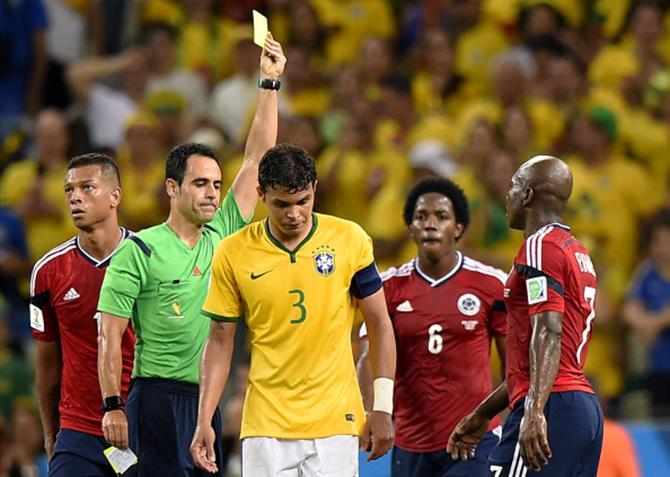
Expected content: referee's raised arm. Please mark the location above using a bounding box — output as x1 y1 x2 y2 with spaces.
231 34 286 220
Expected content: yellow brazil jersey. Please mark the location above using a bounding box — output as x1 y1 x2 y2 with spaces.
203 214 376 439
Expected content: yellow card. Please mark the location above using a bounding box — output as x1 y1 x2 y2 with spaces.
252 10 268 48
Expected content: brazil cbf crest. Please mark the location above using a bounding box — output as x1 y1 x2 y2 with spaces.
313 245 336 277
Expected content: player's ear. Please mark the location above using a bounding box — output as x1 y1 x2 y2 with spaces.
110 187 122 208
257 185 265 202
312 180 318 195
522 187 534 206
454 222 464 240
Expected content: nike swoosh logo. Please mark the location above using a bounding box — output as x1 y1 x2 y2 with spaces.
250 270 273 280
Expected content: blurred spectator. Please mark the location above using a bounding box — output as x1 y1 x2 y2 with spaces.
67 48 148 150
285 0 326 67
42 0 104 110
209 34 259 150
142 22 208 125
281 46 329 117
500 105 536 159
1 408 48 477
622 210 670 418
116 111 165 231
566 107 662 302
375 73 453 153
461 148 523 270
358 36 395 102
312 0 395 68
317 100 406 225
0 0 48 143
411 27 478 117
144 90 189 153
319 64 364 146
0 305 33 424
0 110 77 263
0 208 31 339
589 2 666 92
454 1 510 94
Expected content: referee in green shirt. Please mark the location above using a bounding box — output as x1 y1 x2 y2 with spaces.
96 36 286 476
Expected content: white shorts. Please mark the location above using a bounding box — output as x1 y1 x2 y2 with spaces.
242 435 359 477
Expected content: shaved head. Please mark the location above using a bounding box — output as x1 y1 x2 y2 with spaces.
518 155 573 202
506 155 573 235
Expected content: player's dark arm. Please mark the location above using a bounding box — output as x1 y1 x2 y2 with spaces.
98 312 130 448
358 289 396 461
35 340 62 459
448 380 509 460
355 337 374 413
191 320 237 473
231 36 285 220
519 310 563 471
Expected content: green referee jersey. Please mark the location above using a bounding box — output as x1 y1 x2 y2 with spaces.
98 189 250 384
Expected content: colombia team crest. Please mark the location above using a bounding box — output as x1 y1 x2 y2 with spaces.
312 245 336 277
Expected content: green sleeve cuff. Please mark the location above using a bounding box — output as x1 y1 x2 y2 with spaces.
202 309 240 322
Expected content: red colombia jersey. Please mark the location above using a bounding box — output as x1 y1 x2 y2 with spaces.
363 252 507 453
504 223 596 407
30 232 136 436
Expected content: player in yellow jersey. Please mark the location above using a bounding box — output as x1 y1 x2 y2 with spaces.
190 144 396 476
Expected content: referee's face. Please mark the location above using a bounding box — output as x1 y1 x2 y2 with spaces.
172 154 222 225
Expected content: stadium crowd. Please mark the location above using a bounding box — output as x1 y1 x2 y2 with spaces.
1 0 669 475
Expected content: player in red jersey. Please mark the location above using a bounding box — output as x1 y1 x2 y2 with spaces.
30 153 136 476
358 176 507 476
448 156 603 477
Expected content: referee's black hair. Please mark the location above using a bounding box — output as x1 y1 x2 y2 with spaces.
403 177 470 239
68 152 121 188
166 143 219 185
259 143 317 193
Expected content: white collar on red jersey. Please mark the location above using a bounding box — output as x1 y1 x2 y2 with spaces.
414 251 463 287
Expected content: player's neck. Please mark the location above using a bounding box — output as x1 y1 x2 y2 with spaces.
268 215 313 250
166 213 203 249
524 213 564 238
417 250 459 280
78 221 123 261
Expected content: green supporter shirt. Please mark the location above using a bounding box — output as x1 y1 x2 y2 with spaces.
98 189 250 384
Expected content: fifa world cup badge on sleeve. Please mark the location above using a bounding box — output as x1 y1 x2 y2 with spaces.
526 276 548 304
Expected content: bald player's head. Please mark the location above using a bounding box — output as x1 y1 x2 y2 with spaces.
506 155 573 231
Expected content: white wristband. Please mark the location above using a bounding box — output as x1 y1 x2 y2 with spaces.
372 377 394 415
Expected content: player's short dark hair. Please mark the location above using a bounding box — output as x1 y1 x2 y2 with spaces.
258 144 317 193
166 142 219 185
68 153 121 187
403 177 470 238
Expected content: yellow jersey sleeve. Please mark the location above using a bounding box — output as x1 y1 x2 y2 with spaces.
202 240 242 321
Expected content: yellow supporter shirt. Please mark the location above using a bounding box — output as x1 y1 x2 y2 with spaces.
203 214 375 439
566 155 661 303
316 146 409 226
312 0 395 67
0 161 77 262
411 72 480 118
454 19 510 93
